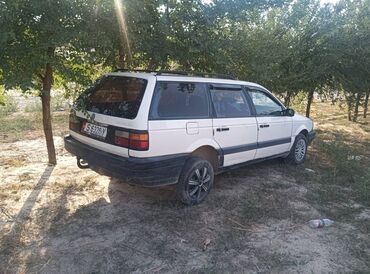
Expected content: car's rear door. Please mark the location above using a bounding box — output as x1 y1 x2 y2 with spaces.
148 81 214 157
210 84 258 167
247 87 293 159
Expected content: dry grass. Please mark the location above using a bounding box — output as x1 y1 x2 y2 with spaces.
0 155 27 168
0 110 69 143
18 173 33 182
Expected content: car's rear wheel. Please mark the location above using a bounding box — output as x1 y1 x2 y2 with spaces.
176 157 214 205
285 133 308 165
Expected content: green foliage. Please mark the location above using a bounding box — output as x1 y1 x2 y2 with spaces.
0 0 369 118
290 91 308 114
0 94 18 116
52 93 69 111
0 86 5 105
82 0 290 71
0 0 98 91
331 0 370 92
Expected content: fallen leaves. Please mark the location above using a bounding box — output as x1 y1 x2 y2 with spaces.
202 238 211 251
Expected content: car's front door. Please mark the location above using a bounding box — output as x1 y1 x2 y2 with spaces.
247 88 293 159
210 84 257 167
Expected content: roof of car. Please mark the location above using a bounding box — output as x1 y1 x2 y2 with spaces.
107 71 265 89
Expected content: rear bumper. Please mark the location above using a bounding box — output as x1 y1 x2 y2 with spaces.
64 135 187 186
308 130 316 144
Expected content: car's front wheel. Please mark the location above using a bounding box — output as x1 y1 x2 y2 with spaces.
285 133 308 165
176 157 214 205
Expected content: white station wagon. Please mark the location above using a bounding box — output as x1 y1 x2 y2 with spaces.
65 70 315 205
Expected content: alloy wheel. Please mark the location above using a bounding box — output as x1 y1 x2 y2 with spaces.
187 166 211 202
295 138 306 162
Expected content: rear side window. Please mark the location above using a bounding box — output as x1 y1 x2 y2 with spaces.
77 76 147 119
149 82 209 119
210 86 251 118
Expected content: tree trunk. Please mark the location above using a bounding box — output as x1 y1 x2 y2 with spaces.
165 0 170 32
353 92 362 122
118 46 126 69
344 93 353 121
364 91 369 118
284 91 292 107
147 58 156 70
305 90 314 118
41 49 56 165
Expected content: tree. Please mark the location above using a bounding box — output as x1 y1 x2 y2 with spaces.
220 0 334 117
281 0 339 117
83 0 171 70
329 0 370 121
86 0 290 72
364 91 370 118
0 0 95 164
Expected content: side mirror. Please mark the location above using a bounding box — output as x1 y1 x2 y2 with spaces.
284 108 295 117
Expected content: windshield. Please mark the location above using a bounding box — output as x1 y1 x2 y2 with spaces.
76 76 147 119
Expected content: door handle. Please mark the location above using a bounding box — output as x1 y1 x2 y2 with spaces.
216 127 230 132
259 124 270 128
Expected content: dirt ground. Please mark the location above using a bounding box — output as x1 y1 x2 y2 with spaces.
1 104 370 273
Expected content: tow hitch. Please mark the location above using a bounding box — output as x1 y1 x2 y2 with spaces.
77 157 90 169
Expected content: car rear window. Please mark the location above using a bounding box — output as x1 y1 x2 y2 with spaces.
77 76 147 119
149 82 209 119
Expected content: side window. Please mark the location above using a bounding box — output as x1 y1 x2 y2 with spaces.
210 87 251 118
248 89 283 116
150 82 209 119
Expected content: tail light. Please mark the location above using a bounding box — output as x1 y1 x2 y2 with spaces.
115 130 149 150
69 111 80 131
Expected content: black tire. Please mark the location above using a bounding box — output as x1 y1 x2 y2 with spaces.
285 133 308 165
176 157 214 205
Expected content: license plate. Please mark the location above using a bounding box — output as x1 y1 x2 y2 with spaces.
82 122 107 139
